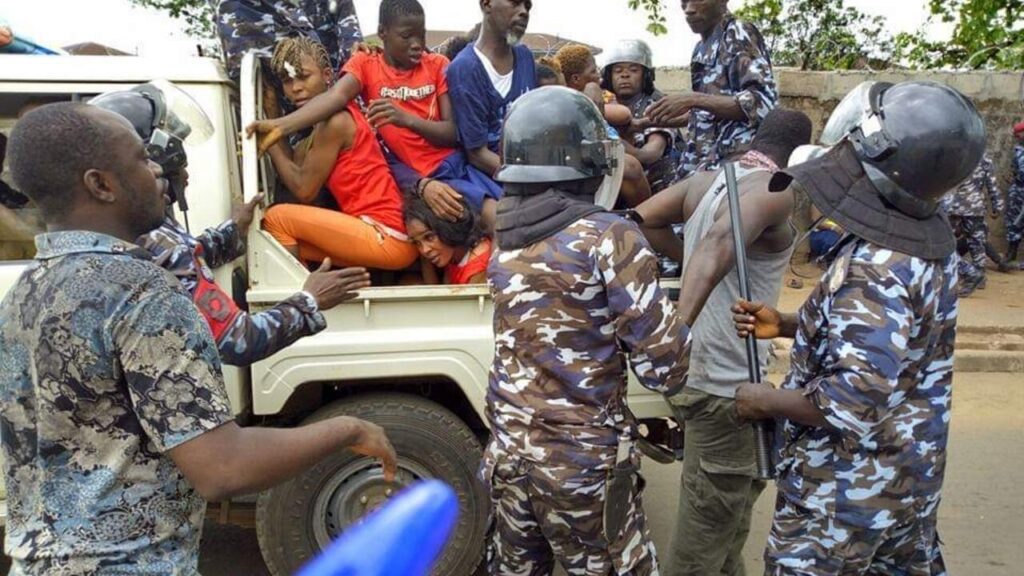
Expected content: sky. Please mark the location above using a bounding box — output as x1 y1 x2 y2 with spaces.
2 0 946 67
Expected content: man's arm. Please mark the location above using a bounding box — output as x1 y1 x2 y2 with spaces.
633 179 690 263
196 220 247 269
466 146 502 178
982 158 1005 215
447 64 499 177
736 251 915 438
268 111 355 203
676 183 793 325
624 132 669 167
597 221 691 396
115 285 394 503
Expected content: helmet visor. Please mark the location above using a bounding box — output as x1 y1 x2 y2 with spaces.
147 79 214 146
820 81 879 147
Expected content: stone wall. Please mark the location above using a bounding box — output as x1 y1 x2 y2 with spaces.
655 67 1024 250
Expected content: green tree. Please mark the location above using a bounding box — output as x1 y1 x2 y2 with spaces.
896 0 1024 69
628 0 669 35
734 0 893 70
129 0 216 45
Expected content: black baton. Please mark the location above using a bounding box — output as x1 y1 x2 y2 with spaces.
724 162 775 480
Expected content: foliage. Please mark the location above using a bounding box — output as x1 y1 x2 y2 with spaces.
734 0 893 70
895 0 1024 69
128 0 219 54
628 0 669 36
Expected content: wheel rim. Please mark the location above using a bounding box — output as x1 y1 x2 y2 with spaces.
311 457 434 549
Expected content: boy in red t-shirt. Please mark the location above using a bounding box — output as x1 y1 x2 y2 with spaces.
248 0 502 231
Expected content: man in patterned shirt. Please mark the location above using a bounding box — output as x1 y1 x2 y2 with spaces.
211 0 364 84
484 86 691 575
1007 121 1024 264
645 0 777 180
91 83 369 366
941 152 1008 296
732 81 986 575
0 103 395 574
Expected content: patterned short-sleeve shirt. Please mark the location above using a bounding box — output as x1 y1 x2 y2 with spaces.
776 237 958 530
0 230 234 574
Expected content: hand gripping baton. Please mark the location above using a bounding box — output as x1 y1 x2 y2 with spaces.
724 162 775 480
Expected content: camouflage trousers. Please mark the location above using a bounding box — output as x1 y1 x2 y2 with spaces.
484 448 660 575
667 387 765 576
1008 186 1024 247
213 0 362 83
953 215 988 289
764 495 947 576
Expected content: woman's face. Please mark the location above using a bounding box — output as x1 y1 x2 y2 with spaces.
280 53 330 108
407 218 457 268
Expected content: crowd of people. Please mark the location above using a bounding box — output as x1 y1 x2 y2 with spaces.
1 0 1023 575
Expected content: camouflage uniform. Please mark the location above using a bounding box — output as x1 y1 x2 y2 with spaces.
623 90 679 193
0 231 233 574
767 237 956 575
211 0 363 83
940 154 1004 291
678 13 777 180
484 212 691 575
1007 144 1024 250
140 216 326 366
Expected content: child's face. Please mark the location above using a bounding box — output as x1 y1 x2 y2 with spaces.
279 53 330 108
610 62 644 100
569 56 601 92
407 218 457 268
380 13 426 70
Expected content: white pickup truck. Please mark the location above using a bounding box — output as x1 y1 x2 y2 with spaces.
0 53 678 575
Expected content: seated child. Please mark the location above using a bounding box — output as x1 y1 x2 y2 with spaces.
404 192 491 285
259 36 418 271
249 0 501 229
602 39 677 192
555 43 652 207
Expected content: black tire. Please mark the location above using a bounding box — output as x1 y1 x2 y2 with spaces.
255 393 488 576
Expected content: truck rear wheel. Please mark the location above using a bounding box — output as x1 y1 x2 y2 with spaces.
255 393 488 575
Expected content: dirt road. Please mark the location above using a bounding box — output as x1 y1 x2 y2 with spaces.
196 374 1023 575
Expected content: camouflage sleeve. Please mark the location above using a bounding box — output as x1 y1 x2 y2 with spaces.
217 290 327 366
728 22 778 128
804 255 913 441
114 286 234 451
983 157 1005 213
197 220 247 269
595 220 691 396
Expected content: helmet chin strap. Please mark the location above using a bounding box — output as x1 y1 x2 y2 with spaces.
594 140 625 209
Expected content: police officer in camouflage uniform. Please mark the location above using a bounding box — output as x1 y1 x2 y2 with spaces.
210 0 363 83
731 81 986 575
645 0 777 180
484 86 692 576
941 153 1006 296
91 82 370 366
1007 121 1024 264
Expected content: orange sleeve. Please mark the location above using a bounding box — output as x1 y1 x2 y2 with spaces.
432 54 450 97
342 51 373 100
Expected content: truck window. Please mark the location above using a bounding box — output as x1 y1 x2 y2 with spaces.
0 93 76 261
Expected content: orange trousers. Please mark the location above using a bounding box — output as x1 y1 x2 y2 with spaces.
262 204 418 270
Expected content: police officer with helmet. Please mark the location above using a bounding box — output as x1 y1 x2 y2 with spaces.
483 85 692 575
90 81 370 367
733 80 984 574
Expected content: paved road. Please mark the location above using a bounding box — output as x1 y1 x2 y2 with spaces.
196 374 1023 574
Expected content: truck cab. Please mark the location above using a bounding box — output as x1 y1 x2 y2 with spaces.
0 53 678 575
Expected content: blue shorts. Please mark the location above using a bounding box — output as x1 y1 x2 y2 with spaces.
430 151 503 212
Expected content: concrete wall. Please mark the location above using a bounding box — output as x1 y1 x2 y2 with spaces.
655 67 1024 250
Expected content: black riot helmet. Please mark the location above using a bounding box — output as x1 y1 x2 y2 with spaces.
820 81 987 218
601 39 656 96
89 80 213 224
496 86 623 194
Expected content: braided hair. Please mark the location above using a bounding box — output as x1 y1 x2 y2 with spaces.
271 36 334 84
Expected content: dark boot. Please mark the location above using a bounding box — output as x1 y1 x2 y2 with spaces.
1008 242 1020 264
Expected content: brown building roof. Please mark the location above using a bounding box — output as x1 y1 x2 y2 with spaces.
365 30 601 58
63 42 131 56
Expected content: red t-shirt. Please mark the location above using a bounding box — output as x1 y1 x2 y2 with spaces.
446 237 492 285
326 102 407 234
342 51 454 177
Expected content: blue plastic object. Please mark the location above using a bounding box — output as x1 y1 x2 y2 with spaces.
297 480 459 576
0 18 61 55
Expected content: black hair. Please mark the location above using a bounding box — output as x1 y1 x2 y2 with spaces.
751 108 814 167
601 65 656 98
442 35 472 61
379 0 425 28
536 63 561 85
8 102 119 220
403 190 484 249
